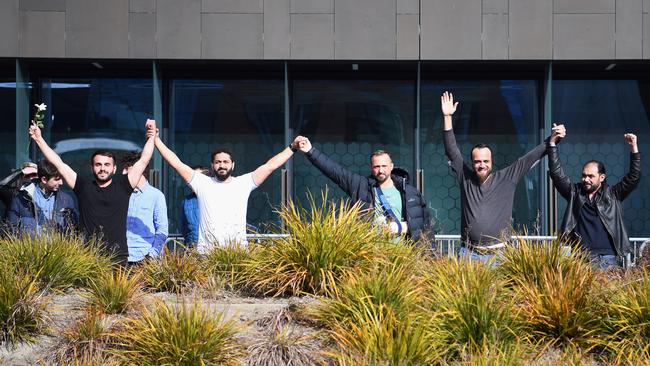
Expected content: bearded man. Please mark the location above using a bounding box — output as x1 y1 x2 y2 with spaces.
441 91 554 261
548 126 640 268
149 129 297 253
28 120 156 264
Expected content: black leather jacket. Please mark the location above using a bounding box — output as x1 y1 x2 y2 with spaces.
548 145 641 260
305 147 431 240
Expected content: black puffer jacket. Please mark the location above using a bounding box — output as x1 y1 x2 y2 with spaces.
305 147 431 240
548 145 641 262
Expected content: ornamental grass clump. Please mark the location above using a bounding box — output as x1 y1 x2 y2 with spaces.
85 268 144 315
50 306 115 364
315 262 440 365
113 300 245 366
603 269 650 363
204 243 254 290
0 269 49 345
0 230 112 290
247 324 325 366
242 193 390 296
423 257 521 359
138 248 207 293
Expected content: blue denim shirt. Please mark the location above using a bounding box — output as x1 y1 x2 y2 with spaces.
126 182 168 262
180 193 199 246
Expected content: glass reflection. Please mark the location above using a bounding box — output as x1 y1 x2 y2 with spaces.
0 77 17 214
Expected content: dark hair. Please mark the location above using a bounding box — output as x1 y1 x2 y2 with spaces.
120 150 149 176
583 160 607 175
470 143 493 161
90 150 115 165
211 149 234 163
369 150 392 160
37 159 60 180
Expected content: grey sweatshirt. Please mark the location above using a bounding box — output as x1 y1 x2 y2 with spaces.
443 130 547 245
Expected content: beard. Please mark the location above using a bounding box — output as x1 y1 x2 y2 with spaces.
582 182 601 194
373 172 390 184
215 167 234 181
94 170 114 184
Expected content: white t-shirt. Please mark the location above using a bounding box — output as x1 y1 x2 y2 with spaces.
188 172 258 253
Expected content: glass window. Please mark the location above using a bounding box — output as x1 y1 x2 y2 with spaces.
552 78 650 237
168 78 284 233
420 78 542 235
0 66 16 215
292 71 416 205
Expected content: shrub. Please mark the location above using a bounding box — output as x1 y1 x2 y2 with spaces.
113 300 245 366
423 258 521 359
203 243 254 290
242 193 390 296
0 269 49 344
247 324 324 366
50 307 114 364
85 268 144 314
604 269 650 363
138 249 207 293
0 230 112 290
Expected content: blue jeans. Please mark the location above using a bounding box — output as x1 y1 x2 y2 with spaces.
590 254 618 270
458 246 499 266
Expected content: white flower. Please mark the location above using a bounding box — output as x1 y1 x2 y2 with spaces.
34 103 47 112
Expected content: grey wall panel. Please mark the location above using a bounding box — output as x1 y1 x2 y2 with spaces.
645 0 650 12
130 0 155 13
20 0 65 11
157 0 201 58
554 14 615 59
421 0 481 59
616 0 643 59
66 0 129 58
482 14 507 59
264 0 290 59
202 13 263 59
509 0 552 59
335 0 396 59
645 14 650 58
483 0 507 13
202 0 262 13
20 11 65 57
129 13 156 58
290 14 334 59
397 14 419 59
0 0 19 57
398 0 419 14
290 0 333 13
554 0 615 13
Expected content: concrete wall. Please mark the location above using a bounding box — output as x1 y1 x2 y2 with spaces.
0 0 647 60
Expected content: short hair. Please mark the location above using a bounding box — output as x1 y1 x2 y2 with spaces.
211 149 235 163
583 160 606 175
91 150 115 165
37 159 59 180
369 150 392 161
470 143 493 161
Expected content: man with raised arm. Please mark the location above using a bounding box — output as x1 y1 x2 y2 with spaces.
293 136 430 241
28 120 157 265
148 128 297 253
441 91 552 260
548 125 640 269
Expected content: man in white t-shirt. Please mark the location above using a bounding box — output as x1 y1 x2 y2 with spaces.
149 128 298 253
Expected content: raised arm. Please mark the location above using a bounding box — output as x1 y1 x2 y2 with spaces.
28 122 77 189
251 145 296 186
612 133 641 200
149 128 194 183
441 92 464 175
547 123 572 199
127 119 157 188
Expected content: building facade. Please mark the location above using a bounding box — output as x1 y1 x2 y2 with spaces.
1 0 649 236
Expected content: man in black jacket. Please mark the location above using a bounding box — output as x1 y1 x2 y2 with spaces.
293 136 431 241
548 124 640 269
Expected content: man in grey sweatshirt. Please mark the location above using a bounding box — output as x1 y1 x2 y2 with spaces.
440 91 555 262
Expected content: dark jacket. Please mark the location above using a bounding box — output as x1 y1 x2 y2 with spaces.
7 182 78 232
305 147 431 240
548 145 641 261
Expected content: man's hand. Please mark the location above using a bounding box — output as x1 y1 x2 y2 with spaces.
441 91 458 117
293 135 312 153
549 123 566 146
624 133 638 153
28 121 43 142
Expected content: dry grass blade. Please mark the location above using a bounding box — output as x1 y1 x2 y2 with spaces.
85 268 145 315
247 324 326 366
138 248 207 294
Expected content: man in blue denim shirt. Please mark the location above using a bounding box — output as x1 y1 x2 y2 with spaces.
121 152 168 263
180 165 209 248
